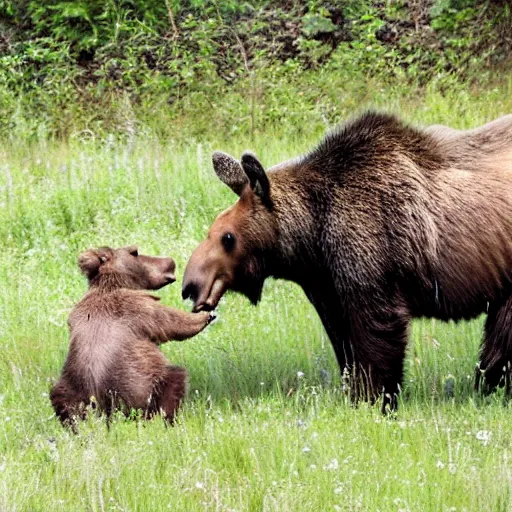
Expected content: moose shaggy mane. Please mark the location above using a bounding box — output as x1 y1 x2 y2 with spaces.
304 111 444 173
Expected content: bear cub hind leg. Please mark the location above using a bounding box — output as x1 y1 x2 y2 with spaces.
50 379 89 431
151 366 188 424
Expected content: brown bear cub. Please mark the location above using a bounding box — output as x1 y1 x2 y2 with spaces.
50 245 212 429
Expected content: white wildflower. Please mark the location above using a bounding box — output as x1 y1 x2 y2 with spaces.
476 430 492 446
324 458 339 471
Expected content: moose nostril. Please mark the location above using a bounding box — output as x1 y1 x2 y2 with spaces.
182 282 198 302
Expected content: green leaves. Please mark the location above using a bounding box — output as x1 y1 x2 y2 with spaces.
0 0 508 140
302 14 337 38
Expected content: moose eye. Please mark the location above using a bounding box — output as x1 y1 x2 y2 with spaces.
221 232 236 252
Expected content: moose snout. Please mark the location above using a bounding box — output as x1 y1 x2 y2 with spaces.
182 280 216 312
182 247 208 305
182 242 227 311
182 263 217 311
182 280 198 302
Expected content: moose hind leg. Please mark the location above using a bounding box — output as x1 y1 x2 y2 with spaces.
477 296 512 396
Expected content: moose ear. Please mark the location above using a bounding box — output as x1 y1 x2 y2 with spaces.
78 248 110 279
124 245 139 256
241 152 271 205
212 151 249 196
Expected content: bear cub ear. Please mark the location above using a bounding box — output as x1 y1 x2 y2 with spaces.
78 248 112 279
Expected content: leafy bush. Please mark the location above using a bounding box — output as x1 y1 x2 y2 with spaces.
0 0 509 140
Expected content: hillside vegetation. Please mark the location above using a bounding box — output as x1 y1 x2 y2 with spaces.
0 0 510 140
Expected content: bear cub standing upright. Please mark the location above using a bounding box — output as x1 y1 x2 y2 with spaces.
50 245 213 428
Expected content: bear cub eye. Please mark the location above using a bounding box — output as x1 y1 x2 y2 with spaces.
221 232 236 252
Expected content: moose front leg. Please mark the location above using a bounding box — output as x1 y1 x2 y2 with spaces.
346 307 410 414
305 282 410 412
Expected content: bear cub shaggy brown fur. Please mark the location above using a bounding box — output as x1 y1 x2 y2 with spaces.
50 245 212 428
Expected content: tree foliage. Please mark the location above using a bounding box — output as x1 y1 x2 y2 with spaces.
0 0 509 139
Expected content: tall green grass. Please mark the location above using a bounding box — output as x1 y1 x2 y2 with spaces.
1 81 512 510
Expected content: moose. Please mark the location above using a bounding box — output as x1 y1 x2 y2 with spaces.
182 111 512 412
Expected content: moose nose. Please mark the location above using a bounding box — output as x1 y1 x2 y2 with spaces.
182 280 199 302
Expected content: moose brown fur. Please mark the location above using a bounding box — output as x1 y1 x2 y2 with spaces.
182 112 512 412
51 245 212 428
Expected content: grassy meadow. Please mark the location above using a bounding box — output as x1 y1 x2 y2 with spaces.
2 81 512 511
